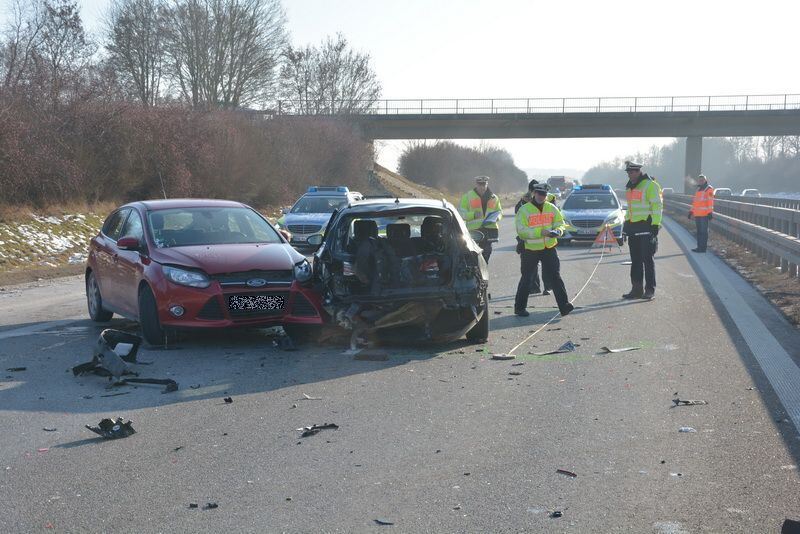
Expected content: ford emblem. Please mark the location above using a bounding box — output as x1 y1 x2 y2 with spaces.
246 278 267 288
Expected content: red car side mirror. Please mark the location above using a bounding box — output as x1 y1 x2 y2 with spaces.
117 236 141 251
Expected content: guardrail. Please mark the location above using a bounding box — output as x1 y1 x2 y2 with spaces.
720 195 800 211
275 93 800 116
663 194 800 277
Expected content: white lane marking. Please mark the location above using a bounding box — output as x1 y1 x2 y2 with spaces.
0 318 85 340
664 218 800 433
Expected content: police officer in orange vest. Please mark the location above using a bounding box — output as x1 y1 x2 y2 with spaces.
514 183 573 317
687 174 714 253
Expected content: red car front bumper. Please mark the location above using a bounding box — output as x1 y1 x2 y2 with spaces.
151 279 325 329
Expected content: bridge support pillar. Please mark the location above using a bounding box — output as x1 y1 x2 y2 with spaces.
684 136 703 194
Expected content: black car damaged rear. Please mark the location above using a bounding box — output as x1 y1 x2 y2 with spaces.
310 198 490 345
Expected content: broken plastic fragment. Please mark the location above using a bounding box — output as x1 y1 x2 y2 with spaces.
550 511 563 518
189 503 198 509
6 367 26 372
42 427 57 432
203 502 218 510
298 423 339 437
532 341 576 356
374 519 394 526
85 417 136 439
678 426 697 433
556 469 577 478
599 346 640 354
509 371 522 376
491 354 515 360
223 397 233 404
672 399 708 406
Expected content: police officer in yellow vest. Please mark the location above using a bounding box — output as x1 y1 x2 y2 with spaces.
687 174 714 253
515 179 557 295
622 161 663 300
459 176 502 262
514 183 574 317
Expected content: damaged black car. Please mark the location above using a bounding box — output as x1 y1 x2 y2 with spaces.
307 198 490 345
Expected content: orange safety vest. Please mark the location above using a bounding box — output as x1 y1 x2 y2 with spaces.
691 186 714 217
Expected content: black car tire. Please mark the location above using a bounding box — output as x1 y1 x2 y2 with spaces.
86 270 113 322
466 293 489 343
138 285 168 346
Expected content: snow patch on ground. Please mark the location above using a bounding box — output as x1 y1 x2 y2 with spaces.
0 212 104 271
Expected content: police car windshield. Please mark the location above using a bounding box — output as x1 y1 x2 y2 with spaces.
291 196 348 214
563 193 618 210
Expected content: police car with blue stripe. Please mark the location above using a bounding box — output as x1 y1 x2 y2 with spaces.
559 184 625 246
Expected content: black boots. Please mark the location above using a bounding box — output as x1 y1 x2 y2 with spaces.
641 288 655 300
560 303 574 316
622 284 644 299
515 309 530 317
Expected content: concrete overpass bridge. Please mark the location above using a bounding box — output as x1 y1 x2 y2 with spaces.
274 94 800 193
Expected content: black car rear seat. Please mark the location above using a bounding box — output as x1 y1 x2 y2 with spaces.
386 223 415 258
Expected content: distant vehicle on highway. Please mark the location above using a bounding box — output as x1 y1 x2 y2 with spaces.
559 184 624 246
661 187 675 195
547 176 578 198
740 188 761 197
86 199 323 345
276 186 363 252
715 188 733 197
308 198 489 344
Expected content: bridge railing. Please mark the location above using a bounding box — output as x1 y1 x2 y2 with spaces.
275 94 800 115
663 194 800 277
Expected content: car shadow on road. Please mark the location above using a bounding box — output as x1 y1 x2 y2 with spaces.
0 316 453 416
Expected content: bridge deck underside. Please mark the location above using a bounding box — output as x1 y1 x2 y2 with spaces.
346 110 800 139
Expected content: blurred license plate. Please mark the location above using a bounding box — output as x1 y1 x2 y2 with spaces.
228 294 285 311
291 236 308 243
578 228 596 235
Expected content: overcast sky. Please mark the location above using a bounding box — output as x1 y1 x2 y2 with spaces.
29 0 800 177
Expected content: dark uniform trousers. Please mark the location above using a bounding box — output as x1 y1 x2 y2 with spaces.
695 215 709 252
515 248 569 313
628 233 656 291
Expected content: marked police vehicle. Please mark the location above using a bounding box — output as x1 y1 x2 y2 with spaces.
276 186 363 252
559 184 625 246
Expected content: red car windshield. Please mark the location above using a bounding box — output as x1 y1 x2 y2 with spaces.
147 207 282 248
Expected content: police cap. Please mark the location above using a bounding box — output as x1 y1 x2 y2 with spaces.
624 161 643 172
531 183 550 193
474 175 490 184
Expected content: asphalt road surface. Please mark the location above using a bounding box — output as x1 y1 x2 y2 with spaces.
2 211 800 533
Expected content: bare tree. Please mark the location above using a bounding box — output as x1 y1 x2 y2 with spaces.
105 0 168 107
34 0 96 109
0 0 46 95
165 0 286 109
278 33 381 114
760 136 782 162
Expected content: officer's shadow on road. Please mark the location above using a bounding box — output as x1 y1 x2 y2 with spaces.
488 298 649 331
0 317 445 416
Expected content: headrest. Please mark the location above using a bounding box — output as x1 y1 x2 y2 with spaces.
421 216 445 238
353 219 378 240
386 223 411 240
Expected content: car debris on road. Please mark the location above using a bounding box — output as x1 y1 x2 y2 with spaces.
85 417 136 440
298 423 339 437
672 399 708 406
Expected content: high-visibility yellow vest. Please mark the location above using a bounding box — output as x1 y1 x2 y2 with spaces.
691 186 715 216
515 201 565 251
625 178 663 225
459 190 503 231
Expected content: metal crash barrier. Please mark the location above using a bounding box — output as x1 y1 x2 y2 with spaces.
663 194 800 277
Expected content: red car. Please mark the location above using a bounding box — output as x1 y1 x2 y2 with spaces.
85 199 324 344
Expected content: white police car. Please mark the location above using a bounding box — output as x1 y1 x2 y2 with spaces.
277 186 363 251
559 184 625 246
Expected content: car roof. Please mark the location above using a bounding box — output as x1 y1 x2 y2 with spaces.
134 199 249 210
343 197 453 213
